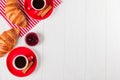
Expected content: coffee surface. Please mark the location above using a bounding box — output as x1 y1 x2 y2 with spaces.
32 0 45 9
15 56 26 68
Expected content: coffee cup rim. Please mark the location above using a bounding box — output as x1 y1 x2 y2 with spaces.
31 0 46 10
12 55 28 70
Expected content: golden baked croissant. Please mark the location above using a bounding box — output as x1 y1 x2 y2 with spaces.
5 0 27 28
0 28 20 57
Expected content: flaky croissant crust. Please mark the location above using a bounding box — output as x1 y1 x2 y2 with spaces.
5 0 27 28
0 28 20 57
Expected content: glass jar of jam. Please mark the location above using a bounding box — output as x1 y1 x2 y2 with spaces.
25 32 39 46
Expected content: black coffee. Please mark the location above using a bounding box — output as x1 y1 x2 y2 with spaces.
32 0 45 9
15 56 27 68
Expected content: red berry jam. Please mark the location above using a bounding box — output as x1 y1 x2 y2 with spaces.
25 32 39 46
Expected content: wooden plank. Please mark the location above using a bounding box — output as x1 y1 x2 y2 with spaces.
42 3 66 80
63 0 86 80
85 0 107 80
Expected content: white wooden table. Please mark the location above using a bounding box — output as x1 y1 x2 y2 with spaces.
1 0 120 80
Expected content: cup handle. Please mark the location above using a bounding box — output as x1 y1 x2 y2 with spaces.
27 6 33 10
27 56 33 61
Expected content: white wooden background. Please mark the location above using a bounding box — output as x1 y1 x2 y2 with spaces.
1 0 120 80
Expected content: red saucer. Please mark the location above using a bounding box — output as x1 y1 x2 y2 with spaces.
6 47 37 77
24 0 53 20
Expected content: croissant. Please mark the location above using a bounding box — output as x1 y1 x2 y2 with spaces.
5 0 27 28
0 28 20 57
